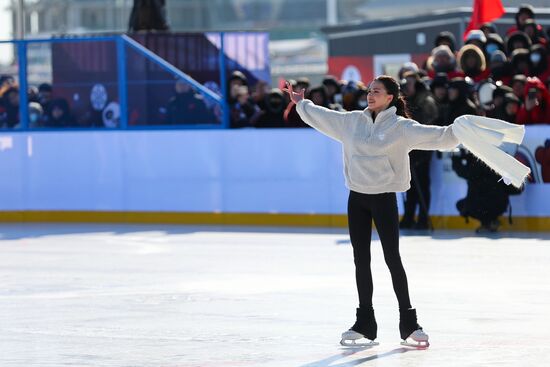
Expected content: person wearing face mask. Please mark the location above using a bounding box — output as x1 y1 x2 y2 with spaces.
28 102 44 128
529 44 550 81
353 89 369 110
485 33 505 56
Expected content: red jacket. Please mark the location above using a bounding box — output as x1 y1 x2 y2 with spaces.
516 77 550 125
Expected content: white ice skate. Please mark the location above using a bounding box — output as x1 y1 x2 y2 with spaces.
400 329 430 348
340 329 379 347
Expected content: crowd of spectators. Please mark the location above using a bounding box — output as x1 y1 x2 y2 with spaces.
226 5 550 130
0 76 76 129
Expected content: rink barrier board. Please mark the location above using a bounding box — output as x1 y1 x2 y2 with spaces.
0 211 549 231
0 128 548 229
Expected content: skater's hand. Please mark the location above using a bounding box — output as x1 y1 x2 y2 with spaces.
283 81 305 104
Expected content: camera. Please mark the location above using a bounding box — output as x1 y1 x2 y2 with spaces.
527 88 537 101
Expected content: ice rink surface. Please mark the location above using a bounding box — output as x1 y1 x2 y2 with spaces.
1 223 549 367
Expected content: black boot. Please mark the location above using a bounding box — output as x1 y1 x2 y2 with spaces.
399 308 422 340
350 307 377 340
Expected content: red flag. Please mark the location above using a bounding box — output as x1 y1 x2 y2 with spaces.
464 0 505 39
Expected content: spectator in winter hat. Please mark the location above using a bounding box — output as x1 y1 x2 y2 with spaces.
295 77 311 94
523 19 548 47
322 75 341 104
458 44 489 82
44 98 75 128
489 50 512 83
516 76 550 125
507 4 538 35
511 74 527 101
446 77 477 126
227 70 248 104
511 48 532 76
480 22 498 37
398 62 419 80
427 45 460 78
465 30 487 50
256 88 288 128
506 31 532 54
251 80 270 111
307 86 330 108
28 102 44 128
434 31 457 53
352 88 369 110
485 33 505 56
229 85 262 128
501 92 521 123
488 84 513 120
529 44 550 81
37 83 53 110
1 86 19 128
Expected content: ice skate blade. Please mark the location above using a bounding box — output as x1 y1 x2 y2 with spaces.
340 339 379 347
400 340 430 348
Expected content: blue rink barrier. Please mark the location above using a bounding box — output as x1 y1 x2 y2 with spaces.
0 127 548 231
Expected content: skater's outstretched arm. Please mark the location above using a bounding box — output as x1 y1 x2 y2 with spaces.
404 120 459 151
284 82 349 142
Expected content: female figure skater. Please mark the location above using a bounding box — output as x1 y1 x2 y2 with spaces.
284 75 453 348
283 75 529 348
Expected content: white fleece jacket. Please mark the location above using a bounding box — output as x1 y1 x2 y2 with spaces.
296 100 459 194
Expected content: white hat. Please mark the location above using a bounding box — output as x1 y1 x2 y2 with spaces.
465 30 487 44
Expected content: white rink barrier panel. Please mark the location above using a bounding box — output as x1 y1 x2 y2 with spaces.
0 127 548 229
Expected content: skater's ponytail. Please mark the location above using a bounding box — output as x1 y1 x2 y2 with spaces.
374 75 411 118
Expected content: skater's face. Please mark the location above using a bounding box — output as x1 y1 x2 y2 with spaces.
366 81 393 112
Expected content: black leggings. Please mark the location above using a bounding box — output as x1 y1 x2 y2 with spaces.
347 191 412 310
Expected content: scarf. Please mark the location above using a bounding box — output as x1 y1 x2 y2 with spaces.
451 115 531 188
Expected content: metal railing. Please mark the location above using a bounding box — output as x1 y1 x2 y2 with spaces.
0 34 235 131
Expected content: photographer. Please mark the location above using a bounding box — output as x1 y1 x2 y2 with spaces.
516 76 550 124
452 149 521 233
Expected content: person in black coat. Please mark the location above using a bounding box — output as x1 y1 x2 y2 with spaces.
128 0 169 32
430 73 450 126
256 89 287 128
43 98 76 128
452 149 521 233
446 77 477 126
400 72 439 230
